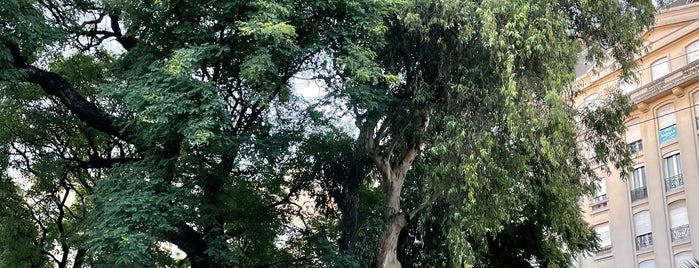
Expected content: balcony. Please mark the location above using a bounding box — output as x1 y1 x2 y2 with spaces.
591 194 608 211
628 58 699 104
630 187 648 202
671 224 690 242
665 174 684 192
635 233 653 251
596 245 612 256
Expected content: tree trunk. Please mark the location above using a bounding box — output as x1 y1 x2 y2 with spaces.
376 174 407 268
339 182 360 253
71 249 86 268
376 212 408 268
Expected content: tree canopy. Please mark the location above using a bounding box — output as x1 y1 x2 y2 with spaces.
0 0 654 267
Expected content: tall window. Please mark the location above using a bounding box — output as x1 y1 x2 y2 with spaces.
631 166 648 201
639 260 655 268
687 40 699 64
652 57 669 81
593 178 608 203
658 104 677 144
595 224 611 250
634 211 653 250
669 204 690 242
664 153 683 191
626 121 642 156
675 251 694 268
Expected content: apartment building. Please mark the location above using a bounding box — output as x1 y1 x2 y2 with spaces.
575 1 699 267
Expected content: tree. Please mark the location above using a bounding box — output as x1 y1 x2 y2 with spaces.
322 0 654 267
1 0 386 267
1 0 656 267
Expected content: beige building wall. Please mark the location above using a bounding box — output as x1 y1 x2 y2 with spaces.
576 2 699 267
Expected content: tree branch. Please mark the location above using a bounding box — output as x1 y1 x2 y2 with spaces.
3 42 136 145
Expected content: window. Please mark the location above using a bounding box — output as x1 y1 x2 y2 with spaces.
584 94 598 111
652 57 669 81
639 260 656 268
592 178 608 211
634 211 653 250
595 224 611 253
626 122 642 156
631 166 648 201
687 40 699 64
658 104 677 144
664 153 683 191
675 251 694 268
669 204 690 242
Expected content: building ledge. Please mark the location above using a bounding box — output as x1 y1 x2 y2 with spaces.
628 59 699 105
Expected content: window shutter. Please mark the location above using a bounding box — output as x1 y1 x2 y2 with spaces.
658 104 676 130
626 123 641 143
670 206 689 228
652 57 669 80
634 211 652 235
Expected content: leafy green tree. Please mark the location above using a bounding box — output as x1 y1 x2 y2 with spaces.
321 0 654 267
0 0 656 267
1 0 386 267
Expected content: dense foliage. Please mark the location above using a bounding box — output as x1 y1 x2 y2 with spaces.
1 0 654 267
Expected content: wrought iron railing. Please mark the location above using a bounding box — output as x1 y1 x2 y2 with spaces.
635 233 653 250
665 174 684 192
630 187 648 202
671 224 690 242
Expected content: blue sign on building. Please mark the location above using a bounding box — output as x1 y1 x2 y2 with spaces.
659 124 677 144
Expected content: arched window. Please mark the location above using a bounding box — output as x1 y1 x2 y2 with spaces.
652 57 670 80
687 40 699 64
674 251 694 268
584 94 598 111
658 104 677 144
669 203 690 242
634 211 653 250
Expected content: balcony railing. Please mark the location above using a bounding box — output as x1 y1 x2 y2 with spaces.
665 174 684 192
592 194 608 203
628 59 699 104
630 187 648 202
671 224 690 242
635 233 653 251
596 245 612 256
